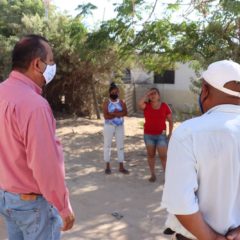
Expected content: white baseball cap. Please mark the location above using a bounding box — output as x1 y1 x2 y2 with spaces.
201 60 240 97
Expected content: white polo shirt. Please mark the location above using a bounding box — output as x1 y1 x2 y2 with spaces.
162 104 240 238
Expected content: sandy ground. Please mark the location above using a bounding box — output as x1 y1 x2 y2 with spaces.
0 116 178 240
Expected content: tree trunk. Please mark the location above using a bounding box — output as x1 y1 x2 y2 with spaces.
90 75 101 119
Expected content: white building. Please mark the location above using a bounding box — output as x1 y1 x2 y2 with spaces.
124 63 199 115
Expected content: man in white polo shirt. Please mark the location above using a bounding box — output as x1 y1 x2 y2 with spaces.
162 60 240 240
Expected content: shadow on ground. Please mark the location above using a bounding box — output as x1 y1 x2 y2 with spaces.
59 117 171 240
0 116 171 240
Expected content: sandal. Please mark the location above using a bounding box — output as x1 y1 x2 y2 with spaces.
163 228 175 235
119 168 129 174
148 175 156 182
112 212 124 220
105 168 111 175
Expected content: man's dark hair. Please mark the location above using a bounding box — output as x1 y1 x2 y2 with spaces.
12 34 49 71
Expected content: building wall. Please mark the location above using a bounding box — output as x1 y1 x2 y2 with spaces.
124 84 135 116
157 63 198 112
131 68 153 84
125 63 198 113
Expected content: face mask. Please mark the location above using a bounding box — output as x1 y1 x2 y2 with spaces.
198 92 204 114
42 63 56 84
110 94 118 100
198 95 204 114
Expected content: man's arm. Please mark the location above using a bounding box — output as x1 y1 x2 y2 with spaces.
23 106 74 231
162 136 225 240
176 211 226 240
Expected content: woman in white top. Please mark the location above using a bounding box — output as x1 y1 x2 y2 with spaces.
102 82 129 175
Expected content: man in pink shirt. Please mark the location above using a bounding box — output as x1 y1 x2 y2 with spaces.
0 34 75 239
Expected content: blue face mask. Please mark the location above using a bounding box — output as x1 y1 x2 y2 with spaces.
198 92 204 114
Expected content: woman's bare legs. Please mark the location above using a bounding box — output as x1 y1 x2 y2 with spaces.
157 146 168 171
146 145 157 182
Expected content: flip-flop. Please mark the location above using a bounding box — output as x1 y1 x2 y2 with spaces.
112 212 124 220
148 175 156 182
105 168 111 175
163 228 175 235
119 169 129 174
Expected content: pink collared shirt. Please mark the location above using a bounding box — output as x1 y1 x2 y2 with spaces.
0 71 72 218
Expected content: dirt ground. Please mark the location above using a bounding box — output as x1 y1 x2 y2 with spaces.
0 116 177 240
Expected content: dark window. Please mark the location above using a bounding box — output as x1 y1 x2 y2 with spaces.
122 68 131 83
154 70 175 84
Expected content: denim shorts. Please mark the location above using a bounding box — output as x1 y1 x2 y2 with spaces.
144 134 168 147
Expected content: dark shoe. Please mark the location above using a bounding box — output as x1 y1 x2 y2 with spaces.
112 212 124 220
163 228 175 235
119 168 129 174
105 168 111 175
176 233 192 240
148 175 156 182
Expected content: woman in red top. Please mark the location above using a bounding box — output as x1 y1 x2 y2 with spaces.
138 88 173 182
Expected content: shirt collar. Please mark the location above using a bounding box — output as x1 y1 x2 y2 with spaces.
9 70 42 95
206 104 240 115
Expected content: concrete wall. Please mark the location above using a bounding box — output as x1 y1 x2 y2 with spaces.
124 63 198 113
124 84 135 116
157 63 198 111
131 68 153 84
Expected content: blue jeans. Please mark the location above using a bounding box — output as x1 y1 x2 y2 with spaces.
0 189 62 240
144 134 168 147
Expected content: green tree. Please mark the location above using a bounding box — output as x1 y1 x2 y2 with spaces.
1 0 238 117
132 0 240 69
75 3 97 18
108 0 240 90
0 0 45 79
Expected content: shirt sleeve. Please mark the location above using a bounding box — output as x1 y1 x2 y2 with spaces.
22 106 73 218
162 133 199 215
164 103 172 115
